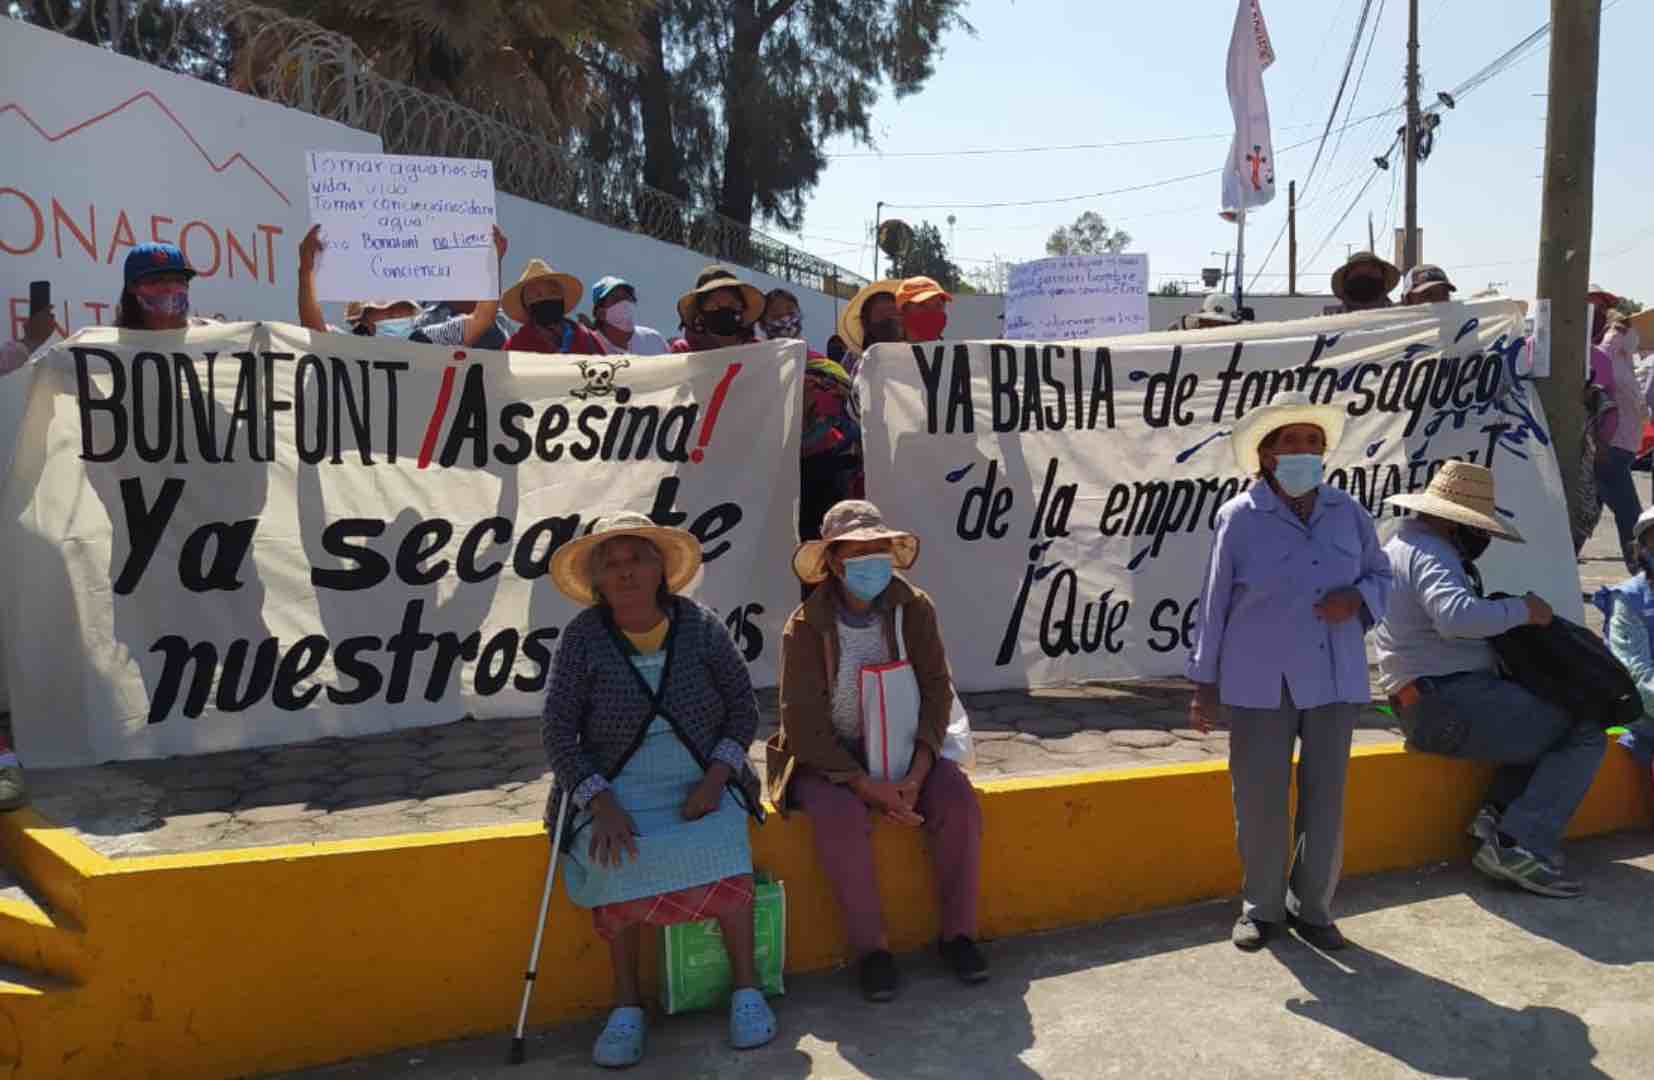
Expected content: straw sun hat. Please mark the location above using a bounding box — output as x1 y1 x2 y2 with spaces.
792 500 920 585
549 512 704 607
1229 390 1348 474
835 279 903 353
343 299 416 324
1388 462 1523 543
502 259 583 325
675 266 765 329
1331 250 1401 300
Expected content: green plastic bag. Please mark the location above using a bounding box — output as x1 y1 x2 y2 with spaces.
660 874 785 1014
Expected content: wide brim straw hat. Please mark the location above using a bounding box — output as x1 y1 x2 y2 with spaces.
1230 389 1349 474
1331 250 1402 299
1388 461 1524 543
549 512 705 607
675 273 765 329
343 299 416 323
502 259 584 325
793 500 920 585
836 279 903 353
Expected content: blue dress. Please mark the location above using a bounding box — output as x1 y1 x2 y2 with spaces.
562 649 754 908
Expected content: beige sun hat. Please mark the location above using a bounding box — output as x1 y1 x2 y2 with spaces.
1331 250 1401 301
343 299 417 324
836 279 903 353
1230 389 1348 474
1388 461 1524 542
502 259 584 325
793 500 920 585
549 512 704 607
675 266 765 329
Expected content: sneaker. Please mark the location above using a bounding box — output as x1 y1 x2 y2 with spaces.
859 949 899 1003
1472 841 1585 899
1232 915 1277 952
1290 915 1348 951
938 936 990 984
0 765 24 813
1466 803 1500 847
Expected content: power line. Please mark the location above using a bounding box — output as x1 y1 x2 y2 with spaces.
1303 0 1381 195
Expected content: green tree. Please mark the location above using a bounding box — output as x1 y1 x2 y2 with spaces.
889 221 963 292
1045 211 1131 257
584 1 971 229
1156 281 1188 297
1614 297 1644 317
238 0 652 137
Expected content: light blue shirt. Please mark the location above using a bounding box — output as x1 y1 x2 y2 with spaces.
1187 483 1392 710
1369 520 1529 692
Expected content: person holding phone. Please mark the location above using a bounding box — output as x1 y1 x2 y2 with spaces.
772 500 987 1002
0 280 56 377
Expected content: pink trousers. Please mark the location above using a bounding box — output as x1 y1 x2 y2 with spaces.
791 757 983 954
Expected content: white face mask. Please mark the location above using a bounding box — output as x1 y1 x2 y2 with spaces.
603 300 637 334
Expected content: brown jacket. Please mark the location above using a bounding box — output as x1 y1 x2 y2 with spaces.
766 576 954 810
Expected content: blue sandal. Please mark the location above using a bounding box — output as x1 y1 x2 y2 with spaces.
592 1005 646 1069
728 987 777 1050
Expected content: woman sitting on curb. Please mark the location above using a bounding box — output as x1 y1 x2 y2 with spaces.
541 513 776 1068
1594 506 1654 771
769 500 987 1002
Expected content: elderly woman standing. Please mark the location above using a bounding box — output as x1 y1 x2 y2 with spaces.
542 513 775 1068
1187 391 1392 952
770 501 986 1002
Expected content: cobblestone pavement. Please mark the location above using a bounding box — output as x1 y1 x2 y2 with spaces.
28 514 1630 860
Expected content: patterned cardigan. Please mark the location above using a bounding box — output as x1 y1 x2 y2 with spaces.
541 597 765 827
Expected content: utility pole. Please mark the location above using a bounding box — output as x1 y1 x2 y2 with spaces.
1287 181 1298 296
1367 212 1376 254
1402 0 1420 270
1535 0 1603 545
1210 250 1233 292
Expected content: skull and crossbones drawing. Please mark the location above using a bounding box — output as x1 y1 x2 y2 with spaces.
570 356 630 400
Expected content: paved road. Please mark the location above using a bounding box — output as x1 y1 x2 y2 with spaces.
275 832 1654 1080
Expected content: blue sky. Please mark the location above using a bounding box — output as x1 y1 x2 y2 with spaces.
776 0 1654 307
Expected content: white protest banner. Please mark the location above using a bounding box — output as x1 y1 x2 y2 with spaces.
305 151 499 303
1004 255 1150 341
0 325 800 766
860 299 1579 691
0 18 381 338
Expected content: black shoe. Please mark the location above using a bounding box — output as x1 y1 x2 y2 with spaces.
938 936 990 984
859 949 899 1003
1290 915 1348 951
1232 915 1276 951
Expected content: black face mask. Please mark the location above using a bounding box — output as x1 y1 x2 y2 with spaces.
529 299 565 328
1343 277 1386 303
699 308 745 337
865 318 902 345
1454 524 1493 562
352 321 375 336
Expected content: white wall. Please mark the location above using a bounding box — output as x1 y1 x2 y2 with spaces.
496 193 846 353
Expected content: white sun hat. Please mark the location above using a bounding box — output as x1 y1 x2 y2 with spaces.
1229 389 1348 474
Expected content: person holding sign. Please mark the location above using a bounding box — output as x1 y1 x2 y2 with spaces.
771 501 986 1002
1187 391 1392 953
113 243 210 330
671 267 764 353
503 259 604 355
835 279 902 366
895 276 953 343
541 513 775 1067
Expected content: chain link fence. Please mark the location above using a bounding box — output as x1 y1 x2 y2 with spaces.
9 0 866 297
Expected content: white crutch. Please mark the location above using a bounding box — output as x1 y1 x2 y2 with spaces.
509 788 572 1065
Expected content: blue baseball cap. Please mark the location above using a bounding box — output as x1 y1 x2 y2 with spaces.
124 243 197 286
591 276 635 308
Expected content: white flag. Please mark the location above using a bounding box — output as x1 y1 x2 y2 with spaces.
1221 0 1276 216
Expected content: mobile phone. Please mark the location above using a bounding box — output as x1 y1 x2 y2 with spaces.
28 280 50 317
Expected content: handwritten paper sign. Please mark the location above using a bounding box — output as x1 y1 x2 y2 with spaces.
1004 254 1150 340
304 151 498 302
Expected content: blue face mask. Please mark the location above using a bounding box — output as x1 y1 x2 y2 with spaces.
1271 453 1324 497
372 316 418 339
842 554 894 603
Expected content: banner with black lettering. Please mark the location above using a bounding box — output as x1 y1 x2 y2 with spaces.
0 323 800 766
859 299 1579 691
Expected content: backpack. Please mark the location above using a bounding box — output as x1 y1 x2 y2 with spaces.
1488 612 1642 729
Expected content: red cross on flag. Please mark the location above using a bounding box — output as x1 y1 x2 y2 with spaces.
1221 0 1276 217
